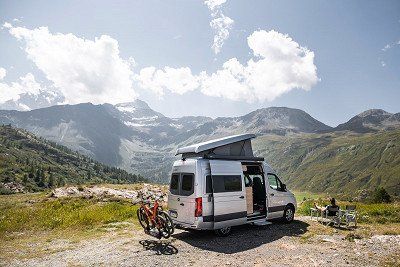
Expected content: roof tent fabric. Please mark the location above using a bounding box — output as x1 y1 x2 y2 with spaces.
176 134 256 158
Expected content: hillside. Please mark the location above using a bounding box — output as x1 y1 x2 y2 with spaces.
334 109 400 133
253 130 400 197
0 100 332 181
0 125 146 193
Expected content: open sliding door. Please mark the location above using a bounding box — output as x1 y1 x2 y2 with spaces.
209 160 247 229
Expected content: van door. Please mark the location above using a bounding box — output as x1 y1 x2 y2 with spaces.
168 173 196 225
210 160 247 229
266 173 287 219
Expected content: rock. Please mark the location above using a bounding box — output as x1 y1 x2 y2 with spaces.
1 182 25 193
50 184 168 204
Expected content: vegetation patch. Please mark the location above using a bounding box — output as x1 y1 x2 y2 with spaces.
0 193 138 236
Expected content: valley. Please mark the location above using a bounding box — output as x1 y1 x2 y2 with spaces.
1 100 399 197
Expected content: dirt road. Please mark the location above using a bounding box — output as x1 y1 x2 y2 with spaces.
3 216 400 267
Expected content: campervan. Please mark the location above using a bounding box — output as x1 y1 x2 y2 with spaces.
167 134 297 236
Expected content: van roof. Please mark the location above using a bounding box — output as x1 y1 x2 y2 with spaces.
176 134 256 155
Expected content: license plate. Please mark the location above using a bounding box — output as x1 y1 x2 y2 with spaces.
169 210 178 218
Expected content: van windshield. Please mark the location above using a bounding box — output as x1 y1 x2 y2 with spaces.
170 173 194 196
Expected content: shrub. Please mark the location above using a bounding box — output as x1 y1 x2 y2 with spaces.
372 187 392 203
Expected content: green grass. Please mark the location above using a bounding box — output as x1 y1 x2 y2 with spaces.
0 193 138 236
295 192 400 224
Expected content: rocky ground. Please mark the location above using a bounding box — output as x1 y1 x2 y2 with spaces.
50 183 168 203
2 216 399 267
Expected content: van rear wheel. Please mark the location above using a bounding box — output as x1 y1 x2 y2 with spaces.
283 206 295 223
214 227 231 237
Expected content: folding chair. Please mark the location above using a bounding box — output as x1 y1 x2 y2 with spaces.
343 205 357 227
323 206 341 227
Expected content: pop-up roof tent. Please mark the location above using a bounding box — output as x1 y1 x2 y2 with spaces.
175 134 264 161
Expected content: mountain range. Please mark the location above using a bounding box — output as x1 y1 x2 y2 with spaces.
0 100 399 196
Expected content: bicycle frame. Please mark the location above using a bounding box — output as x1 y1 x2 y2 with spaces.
141 200 160 227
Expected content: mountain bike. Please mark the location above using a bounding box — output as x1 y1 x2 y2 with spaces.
137 200 174 239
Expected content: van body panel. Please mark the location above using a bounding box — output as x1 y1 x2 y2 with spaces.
167 157 297 231
168 159 197 225
209 160 247 229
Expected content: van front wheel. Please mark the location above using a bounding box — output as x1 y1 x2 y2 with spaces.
215 227 231 237
283 206 295 223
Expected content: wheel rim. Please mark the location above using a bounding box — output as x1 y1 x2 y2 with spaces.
220 227 230 234
286 209 294 221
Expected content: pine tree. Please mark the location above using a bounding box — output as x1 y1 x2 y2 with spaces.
38 169 46 187
48 172 55 188
35 168 41 184
57 177 66 187
22 174 29 184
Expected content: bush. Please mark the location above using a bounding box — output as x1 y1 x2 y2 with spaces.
372 187 392 203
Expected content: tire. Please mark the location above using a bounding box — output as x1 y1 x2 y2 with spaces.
214 226 232 237
156 215 171 239
283 205 295 223
137 207 149 230
159 211 175 235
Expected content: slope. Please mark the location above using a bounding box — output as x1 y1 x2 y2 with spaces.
0 125 146 193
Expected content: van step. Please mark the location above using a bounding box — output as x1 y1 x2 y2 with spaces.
247 214 267 222
252 220 272 226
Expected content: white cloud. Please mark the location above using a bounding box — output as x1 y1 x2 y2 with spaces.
204 0 233 54
138 30 319 102
210 14 234 54
204 0 227 12
381 60 386 67
135 66 199 96
2 22 12 29
6 24 137 105
0 68 6 80
0 73 43 104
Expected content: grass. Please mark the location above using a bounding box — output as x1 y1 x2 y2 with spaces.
0 192 139 237
294 191 400 224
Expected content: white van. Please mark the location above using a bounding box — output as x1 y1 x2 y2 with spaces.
168 134 297 236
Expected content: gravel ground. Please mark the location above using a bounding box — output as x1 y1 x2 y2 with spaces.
3 216 400 267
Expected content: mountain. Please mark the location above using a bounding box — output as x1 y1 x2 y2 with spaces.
0 90 64 111
334 109 400 133
0 125 146 193
170 107 332 146
253 130 400 197
0 100 399 195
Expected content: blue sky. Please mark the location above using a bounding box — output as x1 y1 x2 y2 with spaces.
0 0 399 126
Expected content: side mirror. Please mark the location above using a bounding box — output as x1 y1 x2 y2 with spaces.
282 184 287 191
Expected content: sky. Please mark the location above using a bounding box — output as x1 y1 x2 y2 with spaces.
0 0 399 126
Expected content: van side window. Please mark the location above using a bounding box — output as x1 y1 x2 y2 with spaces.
206 175 212 193
181 174 194 196
212 175 242 193
170 174 179 195
267 173 284 191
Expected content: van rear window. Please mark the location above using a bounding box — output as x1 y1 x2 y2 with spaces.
170 174 179 194
181 174 194 196
212 175 242 193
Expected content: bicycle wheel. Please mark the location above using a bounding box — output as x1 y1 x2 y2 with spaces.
158 210 175 235
137 207 149 230
156 215 171 239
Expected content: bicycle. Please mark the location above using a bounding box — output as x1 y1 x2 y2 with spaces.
136 199 174 239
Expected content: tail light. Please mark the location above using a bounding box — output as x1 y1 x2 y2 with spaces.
195 197 202 217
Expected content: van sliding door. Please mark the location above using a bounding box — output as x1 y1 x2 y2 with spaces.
209 160 247 229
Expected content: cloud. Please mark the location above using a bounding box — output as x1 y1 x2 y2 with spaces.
210 14 234 54
0 68 6 80
204 0 227 12
0 72 44 104
204 0 233 54
6 24 137 105
137 30 319 102
135 66 199 96
381 60 386 67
